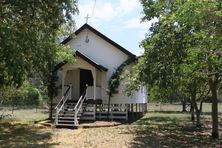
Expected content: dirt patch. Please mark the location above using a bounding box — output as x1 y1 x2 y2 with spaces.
79 120 125 128
0 121 56 147
50 121 134 148
48 114 221 148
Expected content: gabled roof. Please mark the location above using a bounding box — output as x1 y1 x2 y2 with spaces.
61 23 136 58
54 51 108 72
75 51 108 71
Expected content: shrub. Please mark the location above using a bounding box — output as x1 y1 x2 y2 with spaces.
1 83 42 107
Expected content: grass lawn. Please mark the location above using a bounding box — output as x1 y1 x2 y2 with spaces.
0 104 221 147
0 107 49 124
132 112 221 147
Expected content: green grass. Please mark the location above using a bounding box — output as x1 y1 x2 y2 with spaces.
130 110 222 147
135 111 190 125
0 107 48 123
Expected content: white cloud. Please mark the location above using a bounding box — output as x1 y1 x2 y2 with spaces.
117 0 140 17
73 0 151 56
75 0 140 27
124 17 158 29
133 48 144 56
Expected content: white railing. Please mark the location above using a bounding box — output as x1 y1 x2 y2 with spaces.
73 88 87 126
55 85 71 125
95 104 128 120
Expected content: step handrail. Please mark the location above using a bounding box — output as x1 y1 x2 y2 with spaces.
55 85 71 110
73 88 87 126
55 85 71 125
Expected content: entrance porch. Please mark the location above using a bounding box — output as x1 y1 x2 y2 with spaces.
53 53 147 127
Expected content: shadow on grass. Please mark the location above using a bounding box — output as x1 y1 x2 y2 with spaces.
0 121 58 148
39 110 49 114
126 114 221 148
127 112 145 124
149 110 189 114
136 116 180 126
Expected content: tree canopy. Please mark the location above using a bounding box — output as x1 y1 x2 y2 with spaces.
0 0 78 88
134 0 222 138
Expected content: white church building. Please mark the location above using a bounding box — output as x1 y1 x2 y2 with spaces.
54 24 147 127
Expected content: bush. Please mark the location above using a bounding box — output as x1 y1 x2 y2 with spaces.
23 87 41 106
1 83 42 107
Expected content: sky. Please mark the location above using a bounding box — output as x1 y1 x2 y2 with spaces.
74 0 156 56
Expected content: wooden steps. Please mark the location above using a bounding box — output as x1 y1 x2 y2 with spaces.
55 91 95 128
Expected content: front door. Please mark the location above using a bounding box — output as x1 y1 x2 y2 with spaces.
80 69 93 96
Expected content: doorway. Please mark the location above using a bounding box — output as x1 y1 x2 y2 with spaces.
80 69 93 96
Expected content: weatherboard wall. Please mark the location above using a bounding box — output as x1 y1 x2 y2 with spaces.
58 27 147 104
67 28 129 80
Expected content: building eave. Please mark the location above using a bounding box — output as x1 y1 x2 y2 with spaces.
61 23 136 58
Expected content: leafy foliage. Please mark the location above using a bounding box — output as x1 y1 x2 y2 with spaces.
108 57 136 96
1 82 41 106
0 0 78 88
137 0 222 138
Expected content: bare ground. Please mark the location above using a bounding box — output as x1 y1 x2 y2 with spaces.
47 115 222 148
0 104 221 148
51 122 135 148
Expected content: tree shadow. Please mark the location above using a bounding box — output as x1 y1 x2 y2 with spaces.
150 110 187 114
0 122 59 148
135 116 180 126
39 110 49 114
124 116 221 148
127 112 145 124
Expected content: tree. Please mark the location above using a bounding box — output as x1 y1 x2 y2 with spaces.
0 1 78 118
138 0 221 138
0 1 78 87
174 0 222 138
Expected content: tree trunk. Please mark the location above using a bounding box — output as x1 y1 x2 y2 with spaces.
190 104 195 124
190 91 203 127
210 81 219 139
199 100 204 114
190 94 196 124
49 96 53 119
192 99 202 127
196 110 201 127
195 99 204 127
181 98 187 112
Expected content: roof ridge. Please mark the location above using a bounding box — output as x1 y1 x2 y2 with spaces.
61 23 136 58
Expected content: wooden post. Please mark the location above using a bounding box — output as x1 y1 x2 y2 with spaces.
108 95 111 120
131 104 133 112
92 69 96 120
144 103 146 114
92 69 96 100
